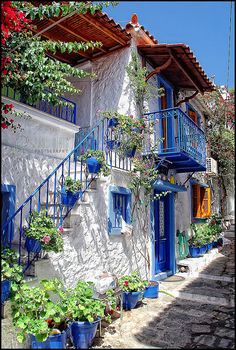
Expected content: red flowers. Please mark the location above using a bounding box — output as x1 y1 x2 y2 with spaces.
123 280 129 286
1 123 8 129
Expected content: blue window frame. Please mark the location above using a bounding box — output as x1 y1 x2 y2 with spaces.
1 184 16 246
108 185 131 235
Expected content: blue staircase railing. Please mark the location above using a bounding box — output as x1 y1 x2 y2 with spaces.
2 117 132 273
143 107 206 167
2 87 77 125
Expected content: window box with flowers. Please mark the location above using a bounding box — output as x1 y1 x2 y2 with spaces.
24 210 64 253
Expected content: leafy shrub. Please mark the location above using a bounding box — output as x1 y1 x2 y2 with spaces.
24 210 63 253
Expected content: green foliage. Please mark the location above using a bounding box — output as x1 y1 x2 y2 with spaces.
79 149 111 176
64 176 82 193
2 1 118 129
11 278 68 343
13 2 118 20
189 218 222 247
1 248 23 293
62 280 107 323
118 271 148 292
126 50 163 115
24 210 63 253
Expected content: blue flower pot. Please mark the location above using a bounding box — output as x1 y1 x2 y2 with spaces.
189 246 201 258
25 237 42 253
61 188 81 206
200 244 207 255
122 291 142 310
212 241 218 248
31 331 67 349
125 146 136 158
86 157 102 174
144 281 159 299
106 140 120 150
1 280 11 304
70 319 100 349
108 117 119 128
207 242 213 251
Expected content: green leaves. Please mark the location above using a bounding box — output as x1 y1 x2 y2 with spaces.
24 210 64 253
64 176 82 193
118 271 148 292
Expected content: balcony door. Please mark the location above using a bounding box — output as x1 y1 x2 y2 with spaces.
158 76 174 153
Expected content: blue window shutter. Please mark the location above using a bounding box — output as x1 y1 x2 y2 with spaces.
108 185 131 235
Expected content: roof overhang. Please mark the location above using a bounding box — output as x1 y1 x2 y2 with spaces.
138 44 215 93
32 8 131 65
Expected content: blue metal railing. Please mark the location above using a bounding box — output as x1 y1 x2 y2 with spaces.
2 87 77 125
143 107 206 167
2 117 132 273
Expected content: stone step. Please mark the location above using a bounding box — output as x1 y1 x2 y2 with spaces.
177 248 219 275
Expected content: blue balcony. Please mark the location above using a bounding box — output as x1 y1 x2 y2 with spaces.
2 87 77 125
143 107 206 173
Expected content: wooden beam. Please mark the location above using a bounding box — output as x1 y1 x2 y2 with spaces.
32 28 92 60
145 57 172 81
169 49 203 93
79 13 127 46
47 18 108 53
176 90 198 107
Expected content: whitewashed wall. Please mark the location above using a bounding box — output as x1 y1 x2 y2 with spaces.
1 98 78 209
46 169 150 287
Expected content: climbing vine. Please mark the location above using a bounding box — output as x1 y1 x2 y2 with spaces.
1 1 117 131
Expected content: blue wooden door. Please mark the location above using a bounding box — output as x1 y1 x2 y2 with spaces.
154 191 169 273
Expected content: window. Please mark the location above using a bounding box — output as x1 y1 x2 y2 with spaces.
108 185 131 235
192 184 211 219
186 103 200 126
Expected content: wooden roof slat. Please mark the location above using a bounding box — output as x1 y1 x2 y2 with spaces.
47 18 108 54
79 13 127 46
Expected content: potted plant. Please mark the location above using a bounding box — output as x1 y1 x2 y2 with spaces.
61 176 82 207
189 223 208 257
1 248 23 304
24 210 64 253
63 280 110 349
11 278 69 348
118 271 148 310
143 280 159 299
79 149 110 176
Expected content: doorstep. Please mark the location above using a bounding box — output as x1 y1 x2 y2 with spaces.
176 248 219 276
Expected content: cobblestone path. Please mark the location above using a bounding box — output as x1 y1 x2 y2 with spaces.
92 226 235 349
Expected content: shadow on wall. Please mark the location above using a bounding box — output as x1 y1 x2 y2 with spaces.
92 46 133 121
49 176 149 287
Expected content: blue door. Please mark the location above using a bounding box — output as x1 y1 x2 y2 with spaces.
154 191 170 273
1 184 16 246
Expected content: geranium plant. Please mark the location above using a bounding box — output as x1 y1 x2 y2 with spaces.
63 176 82 193
24 210 63 253
118 271 148 292
11 278 68 343
1 247 23 292
79 149 111 176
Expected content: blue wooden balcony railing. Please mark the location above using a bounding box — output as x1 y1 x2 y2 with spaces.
143 107 206 171
2 87 77 125
1 117 132 273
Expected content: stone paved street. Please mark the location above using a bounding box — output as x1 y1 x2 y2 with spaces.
92 226 235 349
